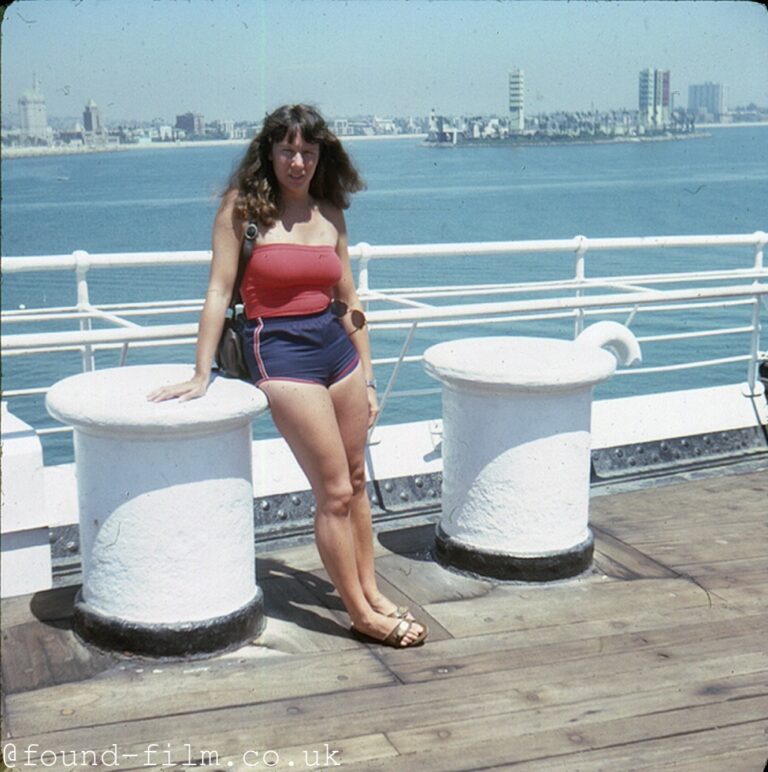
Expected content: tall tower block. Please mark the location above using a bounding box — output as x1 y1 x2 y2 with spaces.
19 75 49 143
509 69 524 132
639 68 671 128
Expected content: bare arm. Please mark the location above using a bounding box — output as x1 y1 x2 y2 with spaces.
330 210 379 425
148 190 242 402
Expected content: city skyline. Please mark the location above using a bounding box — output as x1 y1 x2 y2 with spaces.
2 0 767 124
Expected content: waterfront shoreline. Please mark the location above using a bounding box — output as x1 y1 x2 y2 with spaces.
423 131 713 149
4 122 766 160
0 133 427 160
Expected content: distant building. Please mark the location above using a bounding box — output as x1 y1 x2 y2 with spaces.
83 99 104 134
508 69 524 132
154 125 174 141
639 69 670 128
175 112 204 136
333 118 350 136
688 82 725 120
213 119 235 138
373 116 397 134
19 76 49 144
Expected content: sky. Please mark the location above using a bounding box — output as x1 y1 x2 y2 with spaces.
2 0 767 124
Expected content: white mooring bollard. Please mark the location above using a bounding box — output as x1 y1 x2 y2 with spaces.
46 364 269 657
424 322 641 581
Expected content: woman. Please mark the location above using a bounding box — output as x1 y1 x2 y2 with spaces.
148 104 427 648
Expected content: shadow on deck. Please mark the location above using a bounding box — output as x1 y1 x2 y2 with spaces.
2 469 767 770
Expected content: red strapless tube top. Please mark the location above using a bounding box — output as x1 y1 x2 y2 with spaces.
240 243 343 318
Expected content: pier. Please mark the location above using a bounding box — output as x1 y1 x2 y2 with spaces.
2 464 767 769
2 231 767 768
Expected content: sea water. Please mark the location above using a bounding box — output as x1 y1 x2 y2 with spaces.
2 127 767 462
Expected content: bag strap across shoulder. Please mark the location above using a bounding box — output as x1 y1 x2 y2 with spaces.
230 221 258 309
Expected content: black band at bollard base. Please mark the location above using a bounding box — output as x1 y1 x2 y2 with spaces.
435 524 594 582
73 589 266 659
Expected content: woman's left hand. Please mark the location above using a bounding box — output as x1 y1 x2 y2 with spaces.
367 386 380 428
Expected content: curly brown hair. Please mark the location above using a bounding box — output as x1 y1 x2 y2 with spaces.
229 104 366 228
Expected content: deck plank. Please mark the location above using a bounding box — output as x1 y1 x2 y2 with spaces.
0 584 79 629
376 613 767 684
464 721 768 772
4 648 396 737
13 658 766 768
591 524 681 579
693 568 768 591
420 575 714 638
1 620 121 695
371 551 494 606
369 697 768 770
116 733 400 772
258 572 356 654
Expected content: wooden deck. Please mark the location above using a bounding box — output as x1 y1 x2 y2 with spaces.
2 468 767 771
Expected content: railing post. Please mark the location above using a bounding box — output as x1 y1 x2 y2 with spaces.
74 250 95 372
573 235 588 338
356 242 371 305
746 231 766 394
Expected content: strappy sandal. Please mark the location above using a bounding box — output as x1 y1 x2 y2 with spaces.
353 618 428 648
388 605 414 621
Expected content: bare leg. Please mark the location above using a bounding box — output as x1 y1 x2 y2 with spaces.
259 377 424 645
328 370 412 619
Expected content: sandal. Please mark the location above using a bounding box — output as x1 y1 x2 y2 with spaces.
388 605 414 621
353 618 428 648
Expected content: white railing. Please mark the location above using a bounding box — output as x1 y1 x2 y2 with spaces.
2 232 767 439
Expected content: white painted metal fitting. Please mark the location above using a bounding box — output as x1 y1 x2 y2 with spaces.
45 364 269 656
425 325 641 581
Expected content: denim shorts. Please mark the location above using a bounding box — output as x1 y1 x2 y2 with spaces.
242 307 360 387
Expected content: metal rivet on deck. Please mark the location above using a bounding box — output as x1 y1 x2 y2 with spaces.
260 501 270 511
428 489 437 497
291 495 301 506
66 541 78 553
414 477 424 487
384 482 393 492
400 491 409 501
278 510 287 520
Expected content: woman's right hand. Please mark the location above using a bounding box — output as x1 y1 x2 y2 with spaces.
147 373 210 403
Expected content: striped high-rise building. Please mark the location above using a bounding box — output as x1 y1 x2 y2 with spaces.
508 69 524 132
638 69 670 127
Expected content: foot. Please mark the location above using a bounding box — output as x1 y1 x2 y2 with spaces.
352 611 427 648
367 592 415 622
